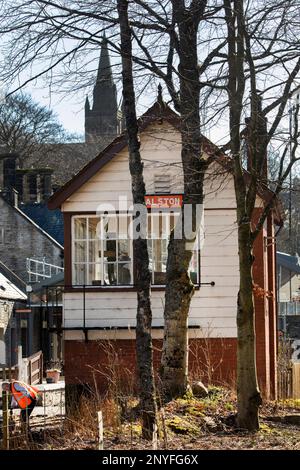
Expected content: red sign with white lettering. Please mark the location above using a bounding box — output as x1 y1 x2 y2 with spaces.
145 195 183 209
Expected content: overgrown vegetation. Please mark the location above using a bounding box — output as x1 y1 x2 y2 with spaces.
7 386 300 450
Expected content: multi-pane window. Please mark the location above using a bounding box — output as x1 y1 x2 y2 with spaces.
147 212 199 285
72 213 199 287
72 215 133 286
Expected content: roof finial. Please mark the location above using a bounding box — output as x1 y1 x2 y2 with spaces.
157 83 163 106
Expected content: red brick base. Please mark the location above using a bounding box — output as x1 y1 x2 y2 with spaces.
64 337 238 394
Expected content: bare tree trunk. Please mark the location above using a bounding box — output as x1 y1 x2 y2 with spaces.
236 222 262 430
117 0 157 439
161 1 207 400
223 0 262 431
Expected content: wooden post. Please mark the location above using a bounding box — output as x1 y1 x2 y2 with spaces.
40 352 43 384
152 423 158 450
97 411 103 450
17 345 22 381
8 367 13 433
2 367 9 450
161 408 168 449
29 359 32 385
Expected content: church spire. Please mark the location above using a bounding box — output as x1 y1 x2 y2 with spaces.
96 36 113 85
85 37 119 143
92 37 116 113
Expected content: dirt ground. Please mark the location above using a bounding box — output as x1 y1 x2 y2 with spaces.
8 387 300 450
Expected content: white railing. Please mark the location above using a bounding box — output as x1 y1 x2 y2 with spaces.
279 301 300 316
26 257 64 283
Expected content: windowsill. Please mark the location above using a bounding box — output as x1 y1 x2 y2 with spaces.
64 284 200 293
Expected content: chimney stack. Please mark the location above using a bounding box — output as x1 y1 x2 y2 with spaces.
39 169 53 202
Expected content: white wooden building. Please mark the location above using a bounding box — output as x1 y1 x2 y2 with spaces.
49 101 281 398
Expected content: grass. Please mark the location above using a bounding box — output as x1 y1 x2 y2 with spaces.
6 386 300 450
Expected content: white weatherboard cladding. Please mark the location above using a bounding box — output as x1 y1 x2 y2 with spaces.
62 121 241 338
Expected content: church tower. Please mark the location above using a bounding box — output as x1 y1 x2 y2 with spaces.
85 38 119 143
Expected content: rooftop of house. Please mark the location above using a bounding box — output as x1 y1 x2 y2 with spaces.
48 99 285 227
20 202 64 246
31 271 64 293
0 259 26 293
0 192 64 251
0 264 27 301
277 251 300 275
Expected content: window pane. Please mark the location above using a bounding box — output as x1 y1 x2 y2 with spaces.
73 214 134 287
89 240 102 263
189 251 199 285
118 262 132 285
147 239 153 274
74 241 86 262
148 212 178 239
148 213 160 239
88 217 101 240
88 263 102 286
119 215 130 239
74 218 86 239
102 215 117 239
103 263 117 285
153 239 167 284
73 264 86 285
103 239 116 262
118 240 130 260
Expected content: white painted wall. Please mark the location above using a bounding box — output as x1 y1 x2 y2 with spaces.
63 208 238 338
62 121 241 338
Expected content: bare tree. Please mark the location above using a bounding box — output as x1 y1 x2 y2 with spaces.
0 0 218 400
159 0 210 400
1 0 300 433
117 0 157 440
0 93 66 162
221 0 300 430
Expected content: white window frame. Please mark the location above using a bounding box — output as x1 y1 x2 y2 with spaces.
71 213 200 287
147 211 200 286
72 214 133 287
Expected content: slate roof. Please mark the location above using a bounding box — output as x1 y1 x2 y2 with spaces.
0 259 26 293
31 271 64 293
277 252 300 275
0 271 27 301
20 202 64 246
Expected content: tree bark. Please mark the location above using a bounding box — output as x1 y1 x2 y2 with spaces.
236 221 262 430
161 2 207 400
223 0 262 431
117 0 157 440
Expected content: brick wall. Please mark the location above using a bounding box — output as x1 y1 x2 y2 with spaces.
64 337 237 394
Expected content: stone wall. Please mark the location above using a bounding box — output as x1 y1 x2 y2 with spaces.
0 196 63 283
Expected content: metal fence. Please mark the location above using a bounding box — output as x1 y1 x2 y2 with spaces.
279 301 300 316
26 258 64 283
1 385 65 449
